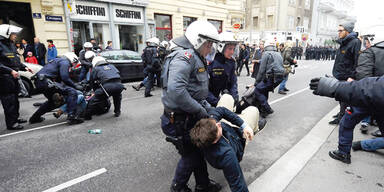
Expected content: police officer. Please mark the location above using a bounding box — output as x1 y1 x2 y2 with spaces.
0 24 32 130
253 41 285 117
142 37 161 97
207 31 239 107
78 42 94 82
161 20 222 192
84 56 124 119
29 52 84 125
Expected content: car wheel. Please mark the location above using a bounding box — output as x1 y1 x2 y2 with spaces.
21 79 32 96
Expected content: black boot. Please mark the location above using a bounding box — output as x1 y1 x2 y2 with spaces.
195 180 222 192
257 118 267 133
7 123 24 130
329 118 340 125
352 141 362 151
170 183 192 192
17 118 27 124
67 115 84 125
29 116 45 124
329 150 351 164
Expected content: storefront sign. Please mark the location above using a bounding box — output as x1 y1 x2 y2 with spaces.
113 5 144 24
32 13 42 19
45 15 63 22
70 1 109 21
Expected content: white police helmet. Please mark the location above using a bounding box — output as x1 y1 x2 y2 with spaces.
146 37 160 46
160 41 169 48
83 42 93 49
63 52 79 63
217 31 238 53
0 24 22 39
92 56 107 67
185 20 220 50
85 51 96 60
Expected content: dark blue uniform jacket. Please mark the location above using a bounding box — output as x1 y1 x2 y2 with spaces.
207 53 238 106
37 57 76 88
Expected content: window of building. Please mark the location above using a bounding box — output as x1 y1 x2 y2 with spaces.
183 16 197 31
231 17 243 29
267 15 274 29
289 0 296 6
305 0 311 9
208 19 222 33
155 14 172 41
253 16 259 29
288 16 295 29
93 23 111 49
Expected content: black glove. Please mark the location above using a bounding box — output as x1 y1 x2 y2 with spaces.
196 108 209 119
310 77 339 98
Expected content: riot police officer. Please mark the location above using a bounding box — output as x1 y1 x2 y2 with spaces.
29 52 84 125
253 41 285 117
0 24 33 130
84 56 124 119
207 31 239 106
78 42 94 82
142 37 161 97
161 21 222 192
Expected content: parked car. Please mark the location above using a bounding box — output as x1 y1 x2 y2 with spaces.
100 50 144 81
19 62 42 95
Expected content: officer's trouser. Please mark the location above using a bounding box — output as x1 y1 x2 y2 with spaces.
94 82 124 114
338 107 384 154
30 79 78 121
253 76 283 112
145 70 161 96
0 93 20 128
160 114 210 188
217 94 260 134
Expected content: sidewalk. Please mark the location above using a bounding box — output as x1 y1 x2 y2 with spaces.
284 121 384 192
248 106 384 192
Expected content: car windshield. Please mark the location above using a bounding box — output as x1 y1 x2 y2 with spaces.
101 50 141 61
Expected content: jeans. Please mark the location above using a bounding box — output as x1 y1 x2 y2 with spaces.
60 93 87 114
278 74 288 91
361 138 384 151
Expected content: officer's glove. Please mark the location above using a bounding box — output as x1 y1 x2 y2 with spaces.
310 77 339 98
196 108 209 119
75 84 84 91
243 125 254 141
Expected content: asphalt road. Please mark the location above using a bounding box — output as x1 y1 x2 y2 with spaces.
0 59 338 192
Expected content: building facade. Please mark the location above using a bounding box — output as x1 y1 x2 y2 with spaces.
242 0 314 45
0 0 69 55
146 0 246 42
310 0 356 46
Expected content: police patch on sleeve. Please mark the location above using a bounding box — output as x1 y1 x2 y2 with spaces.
198 67 205 73
184 51 192 59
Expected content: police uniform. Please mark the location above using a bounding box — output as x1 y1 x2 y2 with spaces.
160 36 211 190
0 36 27 129
86 61 124 118
29 57 79 123
254 45 285 116
207 52 238 106
142 46 161 96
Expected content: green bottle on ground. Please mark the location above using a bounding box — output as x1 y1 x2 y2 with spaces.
88 129 102 134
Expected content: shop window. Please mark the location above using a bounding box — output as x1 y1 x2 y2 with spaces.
208 19 222 33
73 21 90 55
183 16 197 31
155 14 172 41
118 25 139 52
93 23 110 50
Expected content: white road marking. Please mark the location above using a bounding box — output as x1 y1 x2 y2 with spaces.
42 168 107 192
248 106 339 192
0 122 67 139
270 87 309 105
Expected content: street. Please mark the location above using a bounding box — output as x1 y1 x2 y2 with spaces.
0 59 338 192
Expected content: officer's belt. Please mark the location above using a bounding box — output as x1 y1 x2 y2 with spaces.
163 108 188 122
102 78 121 84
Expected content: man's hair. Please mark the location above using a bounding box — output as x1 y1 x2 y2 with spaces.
47 39 53 43
190 118 218 148
107 41 112 44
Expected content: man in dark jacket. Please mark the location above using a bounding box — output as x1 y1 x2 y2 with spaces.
310 76 384 164
142 38 161 97
0 24 32 130
33 37 47 66
21 39 33 59
253 42 285 117
78 42 94 82
190 107 254 192
251 41 264 78
237 44 250 76
329 22 361 125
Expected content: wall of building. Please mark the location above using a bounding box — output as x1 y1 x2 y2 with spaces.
4 0 69 55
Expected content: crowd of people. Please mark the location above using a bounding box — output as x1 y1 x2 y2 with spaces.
1 17 384 191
